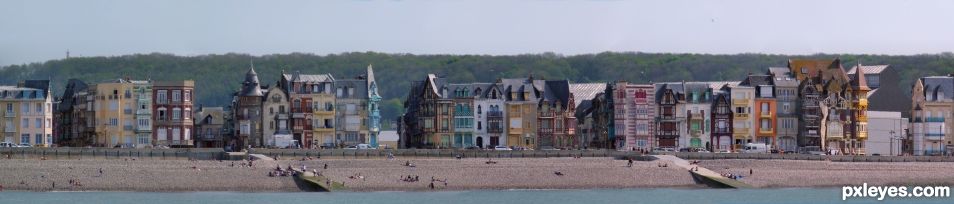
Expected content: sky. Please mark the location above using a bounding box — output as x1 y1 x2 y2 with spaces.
1 0 953 66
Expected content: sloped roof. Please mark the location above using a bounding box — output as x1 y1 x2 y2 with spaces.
850 64 871 91
240 66 264 97
921 76 954 101
847 65 889 75
281 73 334 83
568 83 606 107
654 82 685 103
541 80 571 110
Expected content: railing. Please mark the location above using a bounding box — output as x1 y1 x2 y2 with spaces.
487 111 503 117
734 113 748 118
4 112 14 117
925 133 945 139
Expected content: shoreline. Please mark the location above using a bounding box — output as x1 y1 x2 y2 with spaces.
0 158 951 192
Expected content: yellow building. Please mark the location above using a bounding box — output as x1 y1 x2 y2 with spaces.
92 79 141 147
501 77 539 148
1 80 54 147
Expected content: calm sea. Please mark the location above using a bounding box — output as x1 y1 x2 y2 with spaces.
0 188 950 204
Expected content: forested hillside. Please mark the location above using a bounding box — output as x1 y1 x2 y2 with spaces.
3 52 953 121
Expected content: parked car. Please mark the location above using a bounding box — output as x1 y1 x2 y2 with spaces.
715 149 733 154
356 143 376 149
0 142 17 148
19 143 31 148
494 146 512 151
464 146 480 150
741 143 770 154
344 146 358 150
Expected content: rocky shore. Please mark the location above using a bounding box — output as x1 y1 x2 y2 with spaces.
0 157 951 192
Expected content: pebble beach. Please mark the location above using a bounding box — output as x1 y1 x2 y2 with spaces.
0 157 951 192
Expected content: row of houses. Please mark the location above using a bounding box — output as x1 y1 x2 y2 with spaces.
225 64 382 150
398 59 929 155
55 78 195 148
48 64 382 150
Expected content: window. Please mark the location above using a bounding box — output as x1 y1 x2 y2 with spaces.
138 118 150 129
337 88 343 97
172 90 181 102
36 103 43 113
22 118 28 128
157 108 167 121
240 124 250 135
173 108 182 120
760 119 771 131
5 103 12 114
184 90 191 101
35 134 42 144
22 103 29 114
21 134 29 144
35 118 41 128
184 108 191 119
110 118 119 126
761 103 769 113
157 90 167 104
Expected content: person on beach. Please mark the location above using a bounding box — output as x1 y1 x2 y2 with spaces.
99 168 103 177
627 159 633 167
429 182 435 189
749 169 753 175
324 163 328 169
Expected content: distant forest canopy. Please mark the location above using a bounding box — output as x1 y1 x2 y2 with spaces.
2 52 954 121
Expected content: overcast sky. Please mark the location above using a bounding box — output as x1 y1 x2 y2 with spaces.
1 0 953 66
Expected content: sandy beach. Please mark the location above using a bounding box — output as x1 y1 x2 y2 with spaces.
0 157 952 192
698 159 954 188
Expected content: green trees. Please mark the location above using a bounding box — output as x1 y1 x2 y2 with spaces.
2 51 951 121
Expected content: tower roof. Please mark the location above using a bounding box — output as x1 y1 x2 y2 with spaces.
851 63 871 91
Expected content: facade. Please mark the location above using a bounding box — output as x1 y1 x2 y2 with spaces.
501 77 542 149
611 82 655 151
194 106 226 148
448 83 475 148
232 66 265 150
152 80 195 147
473 83 507 148
366 65 382 148
910 76 952 156
334 76 370 147
92 79 149 147
848 65 909 117
769 67 799 152
280 71 334 149
569 83 608 149
710 85 733 151
683 82 712 150
55 79 93 147
537 80 576 149
865 111 906 156
789 59 867 155
729 84 754 149
742 74 778 148
1 80 54 147
263 85 292 148
654 83 685 148
132 81 153 147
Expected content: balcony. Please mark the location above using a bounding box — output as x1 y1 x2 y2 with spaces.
487 111 503 117
925 133 945 140
926 117 945 122
733 128 749 133
732 99 749 105
276 114 289 120
292 113 305 118
758 128 774 134
760 112 772 118
734 113 748 118
4 112 13 117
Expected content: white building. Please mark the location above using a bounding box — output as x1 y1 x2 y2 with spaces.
865 111 906 156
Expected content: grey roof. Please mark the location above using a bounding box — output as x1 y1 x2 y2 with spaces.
541 80 571 110
57 79 89 112
707 81 741 90
921 76 954 101
335 78 369 99
654 82 685 103
847 65 889 75
447 83 477 98
739 74 774 87
683 82 712 103
281 73 334 83
767 67 791 76
500 77 543 101
569 83 606 107
0 86 46 100
196 107 226 125
240 66 264 97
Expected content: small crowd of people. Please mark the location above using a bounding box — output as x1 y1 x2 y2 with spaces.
348 173 365 180
268 165 301 177
401 175 420 182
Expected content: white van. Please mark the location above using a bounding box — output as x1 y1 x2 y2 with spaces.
742 143 770 154
356 143 376 149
